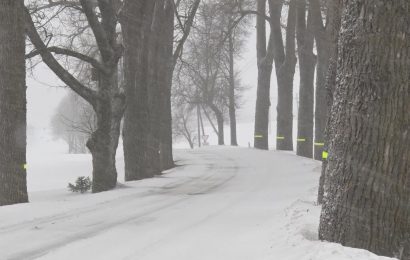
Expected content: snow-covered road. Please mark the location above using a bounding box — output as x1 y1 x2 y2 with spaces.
0 147 394 260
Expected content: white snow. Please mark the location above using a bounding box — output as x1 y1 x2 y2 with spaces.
0 146 395 260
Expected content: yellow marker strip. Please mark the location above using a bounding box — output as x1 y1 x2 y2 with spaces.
297 138 306 142
314 142 325 146
23 164 27 170
254 135 263 138
276 136 285 140
322 151 328 159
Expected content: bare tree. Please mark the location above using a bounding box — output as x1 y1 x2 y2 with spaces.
253 0 297 150
0 0 28 206
121 0 200 181
176 0 248 146
172 103 196 149
160 0 200 169
25 1 125 192
218 0 252 146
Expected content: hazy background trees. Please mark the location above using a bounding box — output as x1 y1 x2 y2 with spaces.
173 0 250 146
51 91 96 154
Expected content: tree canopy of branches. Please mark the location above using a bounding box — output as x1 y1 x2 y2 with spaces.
25 0 125 192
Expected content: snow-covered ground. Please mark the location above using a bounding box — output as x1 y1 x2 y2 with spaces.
0 147 394 260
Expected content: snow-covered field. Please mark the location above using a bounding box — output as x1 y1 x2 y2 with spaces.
0 147 394 260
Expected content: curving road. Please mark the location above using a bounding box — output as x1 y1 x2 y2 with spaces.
0 147 319 260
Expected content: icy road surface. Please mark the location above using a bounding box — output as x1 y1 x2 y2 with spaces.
0 147 394 260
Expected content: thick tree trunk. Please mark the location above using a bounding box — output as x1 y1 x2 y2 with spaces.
122 0 155 181
296 0 315 158
0 0 28 206
254 63 272 149
159 0 174 170
310 0 333 161
145 0 165 177
276 61 296 151
87 75 124 193
313 48 330 160
160 78 174 169
253 0 270 150
272 0 297 151
228 32 238 146
315 0 342 204
319 1 410 258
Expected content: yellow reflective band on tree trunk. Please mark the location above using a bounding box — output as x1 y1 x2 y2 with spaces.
297 138 306 142
276 136 285 140
23 164 27 170
322 151 328 159
314 142 325 146
254 135 263 138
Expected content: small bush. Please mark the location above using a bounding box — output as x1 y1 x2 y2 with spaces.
68 176 92 193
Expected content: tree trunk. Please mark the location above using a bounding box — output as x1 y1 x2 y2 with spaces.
253 0 271 150
254 63 272 149
296 0 315 158
228 31 238 146
87 75 123 193
209 104 224 145
319 1 410 258
25 2 125 192
122 0 155 181
313 48 330 160
310 0 333 161
315 0 342 204
276 60 296 151
0 0 28 206
272 0 297 151
145 0 166 177
159 0 174 170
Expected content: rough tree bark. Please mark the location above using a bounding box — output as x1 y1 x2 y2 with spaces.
86 73 124 192
295 0 315 158
25 1 125 192
0 0 28 206
316 0 342 204
319 1 410 258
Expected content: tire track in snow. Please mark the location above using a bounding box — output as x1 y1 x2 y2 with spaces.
2 150 238 260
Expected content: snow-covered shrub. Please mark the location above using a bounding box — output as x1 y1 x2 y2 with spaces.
68 176 92 193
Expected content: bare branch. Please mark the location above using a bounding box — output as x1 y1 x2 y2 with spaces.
26 46 109 73
24 7 98 106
